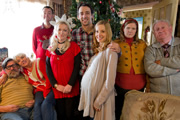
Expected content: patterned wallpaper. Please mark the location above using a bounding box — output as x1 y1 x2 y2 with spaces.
116 0 162 6
123 9 152 43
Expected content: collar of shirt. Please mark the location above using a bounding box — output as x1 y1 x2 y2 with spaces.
40 23 54 29
79 26 94 35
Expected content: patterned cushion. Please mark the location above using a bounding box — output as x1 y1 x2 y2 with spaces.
120 90 180 120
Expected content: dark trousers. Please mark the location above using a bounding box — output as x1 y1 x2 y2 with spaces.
115 85 144 120
56 97 75 120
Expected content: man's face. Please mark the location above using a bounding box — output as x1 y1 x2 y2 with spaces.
5 61 20 78
153 21 172 44
78 6 93 27
42 8 54 24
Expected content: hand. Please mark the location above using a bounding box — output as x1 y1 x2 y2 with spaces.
63 84 72 94
108 41 121 53
4 105 20 112
25 100 35 108
144 87 151 93
0 74 8 85
93 105 101 112
56 84 65 92
155 60 161 65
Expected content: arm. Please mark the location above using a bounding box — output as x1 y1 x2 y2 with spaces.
25 99 35 108
93 51 118 110
46 56 64 92
160 55 180 69
0 105 20 112
108 41 122 58
0 71 7 85
63 53 81 93
144 46 178 77
32 28 37 55
46 57 57 87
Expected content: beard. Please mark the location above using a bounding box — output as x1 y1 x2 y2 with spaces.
8 69 20 78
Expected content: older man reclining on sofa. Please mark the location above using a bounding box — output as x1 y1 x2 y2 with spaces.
0 58 34 120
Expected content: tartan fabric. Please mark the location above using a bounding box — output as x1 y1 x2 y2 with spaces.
72 27 94 76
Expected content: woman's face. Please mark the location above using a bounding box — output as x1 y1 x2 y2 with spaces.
15 55 30 67
95 24 107 44
124 23 137 38
57 23 69 43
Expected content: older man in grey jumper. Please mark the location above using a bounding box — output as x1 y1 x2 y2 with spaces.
144 19 180 96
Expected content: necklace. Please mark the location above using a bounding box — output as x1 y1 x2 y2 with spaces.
58 41 66 44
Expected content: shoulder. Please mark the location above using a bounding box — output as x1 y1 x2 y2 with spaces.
70 41 80 48
70 41 81 54
138 39 146 44
33 25 41 31
173 37 180 46
137 39 147 47
72 28 81 34
105 48 118 57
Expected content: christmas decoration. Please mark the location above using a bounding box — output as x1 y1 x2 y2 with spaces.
69 0 124 40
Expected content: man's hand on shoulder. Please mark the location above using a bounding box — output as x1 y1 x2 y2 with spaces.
108 41 121 53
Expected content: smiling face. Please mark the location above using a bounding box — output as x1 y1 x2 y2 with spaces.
5 60 20 78
42 7 54 24
153 21 172 44
15 54 31 68
123 23 137 38
95 24 107 44
56 23 69 43
78 6 93 27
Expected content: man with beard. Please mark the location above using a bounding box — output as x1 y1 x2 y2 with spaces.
0 58 34 120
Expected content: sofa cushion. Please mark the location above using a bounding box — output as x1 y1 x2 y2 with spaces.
120 90 180 120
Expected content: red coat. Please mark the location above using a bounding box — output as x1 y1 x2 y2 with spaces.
46 42 80 98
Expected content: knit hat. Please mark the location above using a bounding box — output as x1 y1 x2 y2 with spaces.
2 58 13 70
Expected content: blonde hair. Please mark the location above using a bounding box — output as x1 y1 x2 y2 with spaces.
93 20 112 54
13 53 27 62
48 21 71 53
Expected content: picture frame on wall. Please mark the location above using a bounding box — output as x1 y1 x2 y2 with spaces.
0 47 8 65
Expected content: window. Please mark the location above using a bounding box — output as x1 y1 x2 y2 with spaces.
0 0 45 58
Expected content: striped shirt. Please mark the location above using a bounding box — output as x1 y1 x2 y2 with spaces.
72 27 94 76
0 74 33 107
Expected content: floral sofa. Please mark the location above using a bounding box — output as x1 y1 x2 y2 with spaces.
120 90 180 120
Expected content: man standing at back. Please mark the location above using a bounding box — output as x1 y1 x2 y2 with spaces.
72 3 94 79
144 19 180 96
32 6 54 61
72 3 120 120
0 58 34 120
72 3 120 80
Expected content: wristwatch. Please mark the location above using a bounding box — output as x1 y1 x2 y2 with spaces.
54 84 58 88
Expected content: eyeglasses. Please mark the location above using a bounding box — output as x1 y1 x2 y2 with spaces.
6 64 17 70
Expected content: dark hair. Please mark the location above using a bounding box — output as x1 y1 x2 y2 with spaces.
43 6 54 14
2 58 13 70
77 3 94 14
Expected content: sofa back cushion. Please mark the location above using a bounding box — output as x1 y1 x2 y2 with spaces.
120 90 180 120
